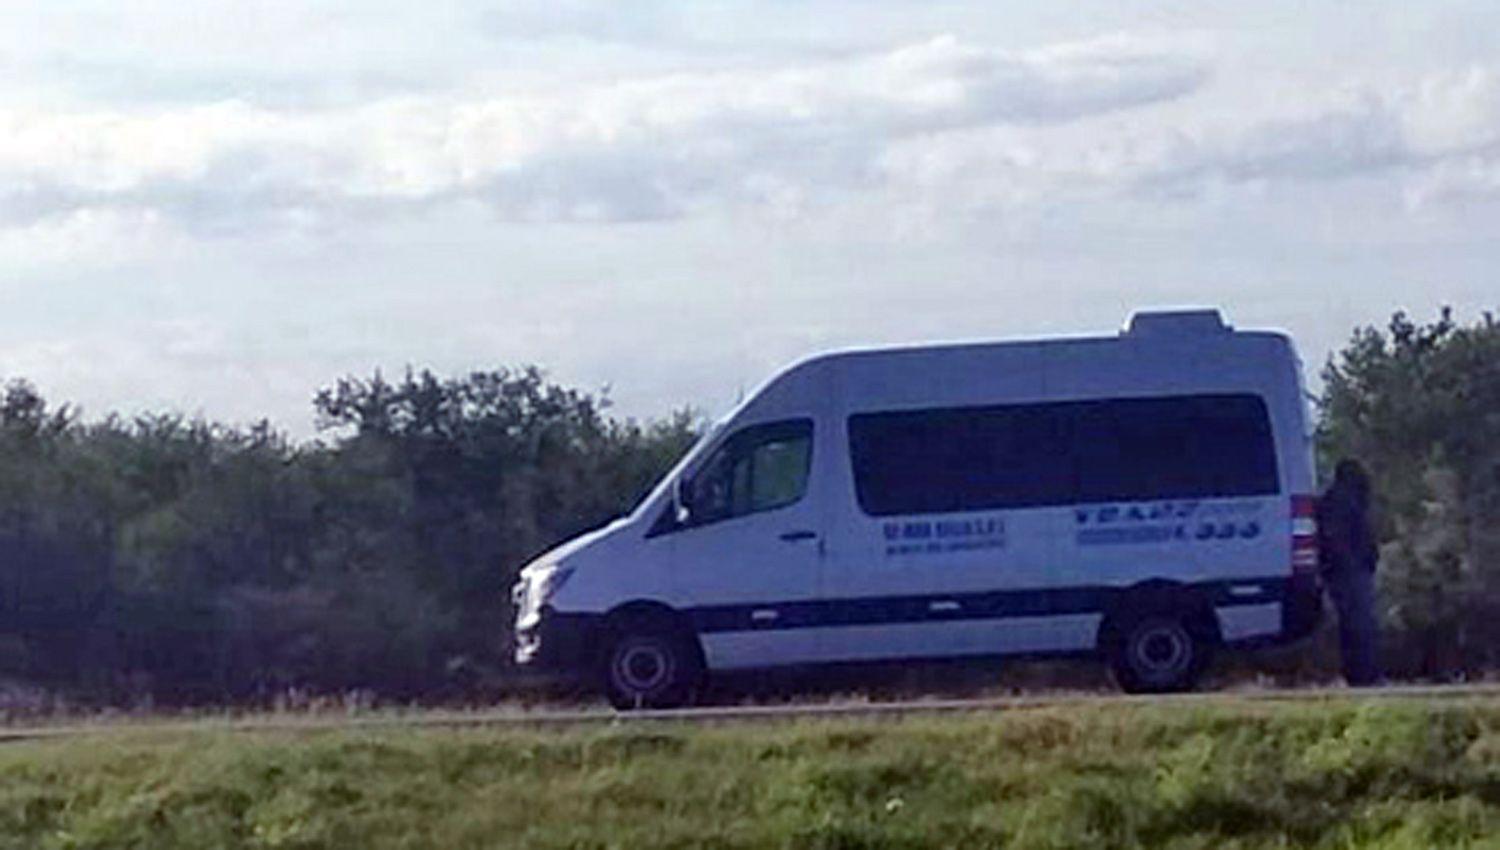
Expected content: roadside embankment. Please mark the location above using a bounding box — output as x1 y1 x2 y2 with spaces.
2 693 1499 848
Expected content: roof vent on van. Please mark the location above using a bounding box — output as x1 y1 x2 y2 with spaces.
1124 309 1232 338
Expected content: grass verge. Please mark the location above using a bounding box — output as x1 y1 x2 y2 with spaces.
3 695 1500 849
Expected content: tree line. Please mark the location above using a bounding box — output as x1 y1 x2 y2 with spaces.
1 308 1497 705
0 368 696 704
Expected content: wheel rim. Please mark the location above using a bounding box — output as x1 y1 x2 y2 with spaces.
1128 621 1191 684
612 639 675 696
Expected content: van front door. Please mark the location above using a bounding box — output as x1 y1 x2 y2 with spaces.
668 418 824 670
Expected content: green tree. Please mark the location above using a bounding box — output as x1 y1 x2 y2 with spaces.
309 367 699 686
0 368 698 704
1319 308 1500 677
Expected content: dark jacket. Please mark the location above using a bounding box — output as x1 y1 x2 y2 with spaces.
1317 478 1378 576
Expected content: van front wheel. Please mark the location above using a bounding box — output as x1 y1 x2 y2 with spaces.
1105 614 1211 694
601 627 702 711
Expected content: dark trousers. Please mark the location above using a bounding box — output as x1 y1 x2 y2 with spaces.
1327 569 1380 686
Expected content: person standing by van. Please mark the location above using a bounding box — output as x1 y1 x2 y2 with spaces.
1318 459 1381 686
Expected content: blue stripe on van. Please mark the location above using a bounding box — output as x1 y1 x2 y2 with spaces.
686 577 1287 634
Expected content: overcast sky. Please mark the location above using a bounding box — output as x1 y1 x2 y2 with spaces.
2 2 1497 436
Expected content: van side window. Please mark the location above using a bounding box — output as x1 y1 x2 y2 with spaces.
686 419 813 527
848 394 1276 517
1070 395 1277 504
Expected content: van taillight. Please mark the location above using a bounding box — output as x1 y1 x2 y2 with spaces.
1291 495 1319 574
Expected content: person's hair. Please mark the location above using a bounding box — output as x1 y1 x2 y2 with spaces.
1333 458 1371 509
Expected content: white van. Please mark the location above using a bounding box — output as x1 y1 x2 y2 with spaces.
513 310 1323 708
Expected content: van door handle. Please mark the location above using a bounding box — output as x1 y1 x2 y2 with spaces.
779 530 818 542
751 609 779 623
928 600 961 613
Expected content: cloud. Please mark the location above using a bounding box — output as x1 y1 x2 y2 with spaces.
873 63 1500 219
478 0 690 48
0 319 279 427
0 208 183 273
1134 66 1500 194
19 33 1497 233
0 33 1209 231
1404 156 1500 206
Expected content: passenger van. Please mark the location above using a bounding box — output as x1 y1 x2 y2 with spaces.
513 310 1323 708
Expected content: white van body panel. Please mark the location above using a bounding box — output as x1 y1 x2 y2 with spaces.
519 310 1318 675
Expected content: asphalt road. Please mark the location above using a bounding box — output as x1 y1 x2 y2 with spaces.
3 682 1498 745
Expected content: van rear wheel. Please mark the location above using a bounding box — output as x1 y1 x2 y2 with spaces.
1105 614 1211 694
601 626 702 711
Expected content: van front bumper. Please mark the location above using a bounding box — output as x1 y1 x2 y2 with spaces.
515 607 603 671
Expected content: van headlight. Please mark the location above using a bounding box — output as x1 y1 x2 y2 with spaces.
533 566 575 608
516 565 575 618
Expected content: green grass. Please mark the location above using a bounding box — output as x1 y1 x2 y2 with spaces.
3 697 1500 849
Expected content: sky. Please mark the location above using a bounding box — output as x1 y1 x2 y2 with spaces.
2 2 1498 436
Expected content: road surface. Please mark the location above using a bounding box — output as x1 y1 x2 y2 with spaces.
3 682 1497 745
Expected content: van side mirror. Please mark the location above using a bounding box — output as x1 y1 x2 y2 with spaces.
673 477 693 525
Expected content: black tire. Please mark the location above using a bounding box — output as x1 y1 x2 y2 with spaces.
600 624 703 711
1105 613 1213 694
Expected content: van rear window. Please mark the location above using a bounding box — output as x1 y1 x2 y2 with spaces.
847 394 1277 516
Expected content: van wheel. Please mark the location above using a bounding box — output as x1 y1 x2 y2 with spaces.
601 626 702 711
1104 614 1211 694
